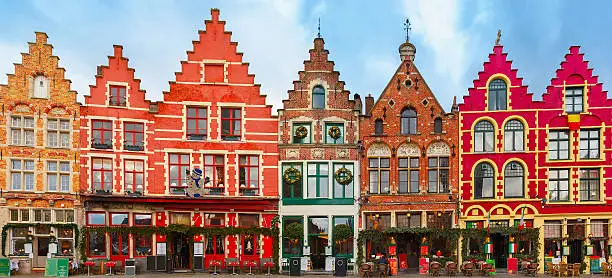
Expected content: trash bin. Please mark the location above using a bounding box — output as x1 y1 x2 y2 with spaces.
335 258 347 277
125 259 136 276
290 257 301 276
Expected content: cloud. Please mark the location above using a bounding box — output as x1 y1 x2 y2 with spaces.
0 43 23 85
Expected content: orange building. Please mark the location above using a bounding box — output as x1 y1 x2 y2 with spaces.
0 33 80 269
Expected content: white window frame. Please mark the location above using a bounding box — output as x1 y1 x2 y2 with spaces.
47 118 71 148
10 159 35 191
47 161 71 192
10 115 35 146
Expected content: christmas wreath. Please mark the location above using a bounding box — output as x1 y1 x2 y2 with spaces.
334 167 353 185
328 126 342 140
283 167 302 185
294 126 308 139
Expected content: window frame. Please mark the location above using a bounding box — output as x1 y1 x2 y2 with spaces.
427 156 450 193
579 129 600 160
109 85 127 107
10 115 35 146
368 157 390 194
503 161 524 198
474 162 495 199
10 159 35 191
86 212 106 226
203 154 225 195
579 168 600 202
124 159 145 194
548 130 570 160
307 162 329 198
504 120 524 152
312 85 325 109
239 155 259 196
46 160 71 192
488 78 507 111
332 216 354 257
91 119 113 148
110 212 130 226
374 119 384 136
565 86 584 114
47 118 71 148
292 122 312 144
134 213 152 226
474 120 495 153
124 122 144 151
221 107 242 141
548 169 570 202
325 122 344 144
168 153 190 195
282 163 303 200
433 117 443 134
400 108 418 135
332 163 353 199
398 157 419 194
91 157 113 192
186 107 207 140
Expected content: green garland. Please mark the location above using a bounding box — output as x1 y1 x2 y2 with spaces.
1 223 79 257
328 126 342 140
460 227 540 264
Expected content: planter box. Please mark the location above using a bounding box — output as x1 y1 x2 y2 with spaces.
91 143 112 149
124 145 144 151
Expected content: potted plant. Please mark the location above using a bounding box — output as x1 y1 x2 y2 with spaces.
285 222 304 256
333 224 353 256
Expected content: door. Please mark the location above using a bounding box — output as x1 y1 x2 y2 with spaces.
205 236 224 268
171 234 190 270
568 240 583 264
309 234 327 270
110 232 129 262
36 237 50 268
491 233 508 268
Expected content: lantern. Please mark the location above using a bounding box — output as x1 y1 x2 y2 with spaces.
562 245 570 256
485 243 493 254
508 242 517 254
609 245 612 255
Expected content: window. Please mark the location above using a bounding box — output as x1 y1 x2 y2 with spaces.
203 155 224 195
292 123 311 144
124 160 144 194
549 130 570 160
87 212 106 226
10 116 34 146
124 122 144 151
474 162 494 199
170 213 190 225
399 157 419 194
427 212 453 229
434 117 443 134
396 213 421 228
11 159 35 191
374 119 384 135
221 108 241 140
57 227 74 256
169 154 190 194
488 79 507 110
365 213 391 230
92 158 113 192
110 213 129 226
282 217 303 257
333 163 353 198
307 163 329 198
91 120 112 149
205 213 225 227
400 108 417 135
134 214 152 226
239 214 260 227
312 85 325 109
134 235 152 257
368 158 390 194
88 231 106 257
325 123 344 144
186 107 207 140
47 118 70 148
580 129 600 159
206 235 224 255
11 228 28 256
9 209 29 222
34 209 52 223
333 217 354 256
474 121 495 152
549 169 570 202
504 120 524 151
504 162 524 198
55 210 74 223
47 161 70 192
109 85 126 106
282 163 303 199
33 75 49 98
565 87 583 113
580 169 599 201
428 157 449 193
239 155 259 196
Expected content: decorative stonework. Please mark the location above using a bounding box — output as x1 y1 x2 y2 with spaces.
14 104 31 113
336 149 349 159
396 143 420 157
367 143 391 157
286 149 299 159
312 148 325 159
427 141 450 156
50 107 66 116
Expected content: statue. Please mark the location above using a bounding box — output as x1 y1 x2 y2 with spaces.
185 168 209 198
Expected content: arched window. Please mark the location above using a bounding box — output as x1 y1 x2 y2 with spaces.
504 120 524 151
474 120 495 152
33 75 49 98
374 119 384 136
504 162 524 198
400 108 417 135
433 117 443 134
488 79 507 111
474 162 494 199
312 86 325 109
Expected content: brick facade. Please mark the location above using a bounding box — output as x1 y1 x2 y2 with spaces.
0 33 80 266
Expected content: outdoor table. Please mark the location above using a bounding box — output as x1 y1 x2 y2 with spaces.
84 261 95 276
211 261 221 275
264 261 274 276
104 261 116 275
245 260 256 275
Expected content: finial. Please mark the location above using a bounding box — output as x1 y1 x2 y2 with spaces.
495 29 502 45
404 18 412 42
317 18 321 38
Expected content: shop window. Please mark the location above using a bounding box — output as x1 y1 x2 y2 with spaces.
58 227 74 256
134 214 152 226
91 120 112 149
168 153 190 194
221 108 241 141
124 122 144 151
11 228 28 256
239 155 259 196
504 162 524 198
549 130 570 160
333 163 353 199
565 87 583 113
205 236 224 255
428 157 449 193
396 213 421 228
474 162 494 199
47 161 70 192
474 120 495 152
580 168 600 201
368 157 390 194
205 214 225 227
365 213 391 230
282 163 303 199
333 217 354 257
307 163 329 198
590 220 608 257
186 107 207 140
203 155 224 195
10 159 35 191
580 129 600 159
427 212 452 229
88 231 106 257
110 213 129 226
170 213 190 225
488 79 507 111
87 212 106 226
109 85 127 106
242 234 257 255
312 85 325 109
47 118 70 148
10 116 34 146
398 157 419 194
504 120 524 151
55 210 75 223
292 123 312 144
239 214 260 227
325 123 344 144
92 158 113 193
549 169 570 201
400 108 417 135
134 235 152 257
282 217 303 257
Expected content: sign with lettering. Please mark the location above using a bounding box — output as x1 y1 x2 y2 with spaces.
45 258 58 276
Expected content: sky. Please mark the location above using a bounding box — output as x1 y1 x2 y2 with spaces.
0 0 611 113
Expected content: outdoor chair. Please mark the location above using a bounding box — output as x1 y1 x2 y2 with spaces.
430 261 442 276
479 263 493 276
558 263 568 277
378 264 389 278
546 262 556 276
461 262 474 276
260 258 274 276
225 258 240 275
360 263 374 278
602 262 610 276
446 262 458 276
571 263 580 277
526 263 538 277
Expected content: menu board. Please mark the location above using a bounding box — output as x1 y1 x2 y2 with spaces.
0 258 10 277
57 258 69 277
45 258 58 277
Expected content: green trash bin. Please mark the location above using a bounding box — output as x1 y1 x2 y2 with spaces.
486 259 496 275
590 258 601 274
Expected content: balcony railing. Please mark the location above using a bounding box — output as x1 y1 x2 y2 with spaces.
91 139 112 149
187 134 206 141
124 143 144 151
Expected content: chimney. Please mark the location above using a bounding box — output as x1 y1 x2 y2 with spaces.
399 42 416 62
354 93 362 114
451 96 459 113
365 94 375 116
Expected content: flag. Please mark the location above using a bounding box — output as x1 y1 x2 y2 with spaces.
518 206 526 231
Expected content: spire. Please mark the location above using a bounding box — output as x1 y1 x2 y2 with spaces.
399 18 416 62
451 96 458 113
404 18 412 42
495 29 502 45
317 17 321 38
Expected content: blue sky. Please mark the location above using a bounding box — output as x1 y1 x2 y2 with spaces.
0 0 611 113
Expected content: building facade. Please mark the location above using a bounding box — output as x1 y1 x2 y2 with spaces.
459 43 612 272
359 40 459 270
277 36 360 271
0 33 80 269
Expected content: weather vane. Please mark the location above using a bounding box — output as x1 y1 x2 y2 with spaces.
317 17 321 38
495 29 502 45
404 18 412 42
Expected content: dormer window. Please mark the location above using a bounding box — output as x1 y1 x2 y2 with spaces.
312 85 325 109
400 108 417 135
33 75 49 98
374 119 384 136
565 87 584 114
488 79 507 111
109 85 127 107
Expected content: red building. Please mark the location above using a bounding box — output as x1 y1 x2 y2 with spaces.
459 42 612 272
81 9 279 272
